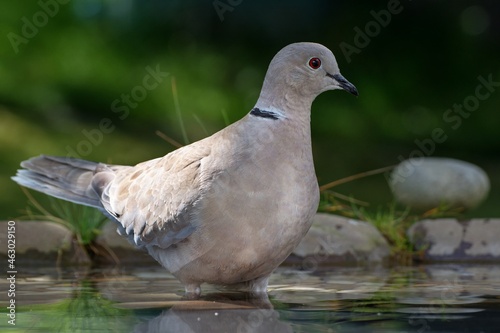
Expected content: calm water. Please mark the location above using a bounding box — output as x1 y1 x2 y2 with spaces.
1 263 500 332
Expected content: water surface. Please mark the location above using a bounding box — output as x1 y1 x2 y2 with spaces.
1 263 500 332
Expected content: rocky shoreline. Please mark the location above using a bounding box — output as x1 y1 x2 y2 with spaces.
2 214 499 265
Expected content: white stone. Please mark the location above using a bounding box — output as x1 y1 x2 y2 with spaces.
464 219 500 256
0 221 72 255
389 157 490 210
407 219 464 256
408 218 500 261
293 213 390 262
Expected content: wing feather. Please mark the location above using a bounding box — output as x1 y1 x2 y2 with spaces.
101 142 212 249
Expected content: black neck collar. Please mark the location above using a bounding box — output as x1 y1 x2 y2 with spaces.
250 108 280 120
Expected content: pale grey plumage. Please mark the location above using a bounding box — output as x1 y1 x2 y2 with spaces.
12 42 358 296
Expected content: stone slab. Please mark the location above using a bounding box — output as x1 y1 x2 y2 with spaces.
408 218 500 261
1 215 392 266
0 220 76 263
289 213 390 265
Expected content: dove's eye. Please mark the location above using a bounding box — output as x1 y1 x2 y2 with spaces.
308 57 321 69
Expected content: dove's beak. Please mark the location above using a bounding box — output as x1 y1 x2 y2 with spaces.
328 73 359 96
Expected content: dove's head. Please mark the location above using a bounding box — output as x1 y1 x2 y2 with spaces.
256 42 358 113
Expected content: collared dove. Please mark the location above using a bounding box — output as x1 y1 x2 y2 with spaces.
12 42 358 297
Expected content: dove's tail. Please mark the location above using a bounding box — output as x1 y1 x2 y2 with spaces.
12 155 104 209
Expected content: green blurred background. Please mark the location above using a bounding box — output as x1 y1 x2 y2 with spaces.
1 0 499 219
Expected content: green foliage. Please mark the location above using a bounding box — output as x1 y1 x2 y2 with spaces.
2 1 500 219
319 192 413 259
3 279 135 332
22 189 107 246
350 202 414 262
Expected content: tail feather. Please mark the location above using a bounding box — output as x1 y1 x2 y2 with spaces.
12 155 103 208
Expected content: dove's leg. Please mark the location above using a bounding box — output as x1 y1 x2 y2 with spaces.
215 274 270 295
184 284 201 299
248 275 270 295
